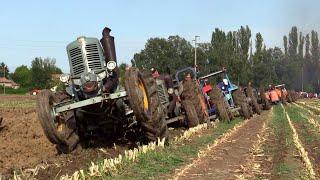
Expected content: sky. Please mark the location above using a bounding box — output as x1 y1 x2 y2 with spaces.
0 0 319 73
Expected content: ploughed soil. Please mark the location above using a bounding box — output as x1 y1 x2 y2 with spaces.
174 111 270 179
0 95 186 179
0 95 56 176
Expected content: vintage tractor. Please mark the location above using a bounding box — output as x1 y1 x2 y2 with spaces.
275 84 293 103
36 27 168 153
154 69 203 128
198 68 253 120
175 67 236 122
155 67 252 127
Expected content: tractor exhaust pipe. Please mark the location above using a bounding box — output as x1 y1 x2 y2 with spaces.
100 27 119 93
100 27 117 63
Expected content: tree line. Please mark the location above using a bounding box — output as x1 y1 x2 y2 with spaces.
133 26 320 93
1 25 319 93
0 57 62 90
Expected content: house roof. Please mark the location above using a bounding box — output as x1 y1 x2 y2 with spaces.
0 77 20 86
0 77 12 83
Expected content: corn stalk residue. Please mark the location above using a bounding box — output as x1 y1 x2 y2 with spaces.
281 104 316 179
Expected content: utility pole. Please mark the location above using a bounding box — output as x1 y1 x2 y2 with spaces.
193 36 200 73
301 64 304 92
3 65 6 94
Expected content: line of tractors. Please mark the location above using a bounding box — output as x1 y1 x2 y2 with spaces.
36 27 299 153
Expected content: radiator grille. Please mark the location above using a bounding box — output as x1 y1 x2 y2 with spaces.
85 44 103 70
69 47 85 76
68 42 104 77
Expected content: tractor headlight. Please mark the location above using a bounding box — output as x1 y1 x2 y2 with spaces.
59 74 70 83
107 61 117 71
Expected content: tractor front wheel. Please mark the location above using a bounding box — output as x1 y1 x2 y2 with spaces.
37 90 80 153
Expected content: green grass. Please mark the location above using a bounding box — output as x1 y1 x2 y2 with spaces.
285 105 320 173
0 99 35 108
105 118 244 180
0 86 29 94
286 105 320 143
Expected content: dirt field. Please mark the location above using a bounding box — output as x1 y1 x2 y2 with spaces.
0 95 185 178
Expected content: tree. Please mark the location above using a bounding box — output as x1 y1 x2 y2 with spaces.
118 63 128 86
283 36 288 55
298 32 304 59
131 25 320 92
235 26 252 85
310 30 320 91
12 65 31 87
133 36 193 74
253 33 264 65
310 30 319 62
305 34 311 59
288 26 298 57
0 62 9 78
30 57 62 88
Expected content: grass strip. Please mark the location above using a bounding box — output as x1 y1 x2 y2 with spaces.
261 105 307 179
296 101 320 115
282 104 316 179
293 104 320 133
0 100 35 108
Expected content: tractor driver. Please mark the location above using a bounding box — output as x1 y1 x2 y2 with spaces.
218 78 230 93
178 73 192 98
151 67 177 118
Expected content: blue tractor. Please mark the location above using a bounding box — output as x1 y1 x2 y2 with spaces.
174 67 252 122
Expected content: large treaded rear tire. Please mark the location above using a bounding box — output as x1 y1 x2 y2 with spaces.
259 89 271 110
125 68 168 142
181 100 199 127
209 86 230 122
233 89 251 119
37 90 79 154
181 80 207 124
246 86 261 115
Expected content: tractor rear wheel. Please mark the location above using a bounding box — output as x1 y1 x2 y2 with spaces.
125 68 168 142
209 86 230 122
181 80 208 124
181 100 199 127
195 89 209 124
259 89 271 110
232 89 251 119
246 86 261 115
287 93 293 103
37 90 80 153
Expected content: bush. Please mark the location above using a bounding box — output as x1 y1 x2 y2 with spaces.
0 86 29 94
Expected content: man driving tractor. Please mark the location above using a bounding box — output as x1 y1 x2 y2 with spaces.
217 78 234 106
151 67 178 118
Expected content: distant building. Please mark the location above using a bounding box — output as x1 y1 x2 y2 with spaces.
0 77 20 89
